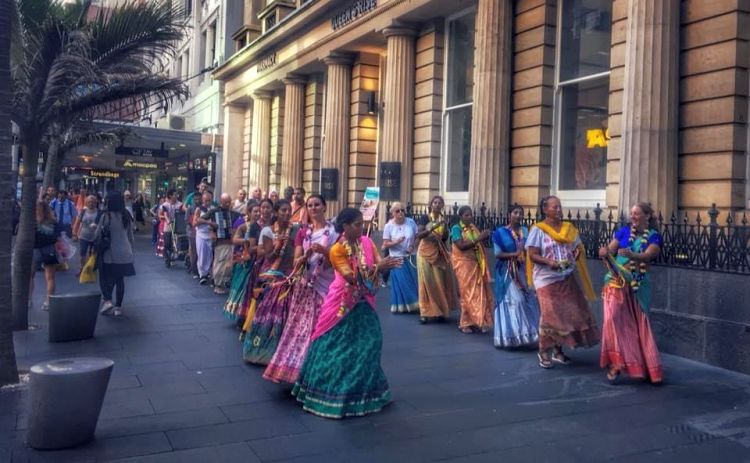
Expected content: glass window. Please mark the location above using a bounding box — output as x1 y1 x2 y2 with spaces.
559 0 612 81
555 0 612 197
443 10 476 195
558 79 608 190
446 13 475 107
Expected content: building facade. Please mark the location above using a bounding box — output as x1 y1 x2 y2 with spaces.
213 0 750 219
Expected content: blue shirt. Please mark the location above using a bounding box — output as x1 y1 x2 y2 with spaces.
50 198 77 226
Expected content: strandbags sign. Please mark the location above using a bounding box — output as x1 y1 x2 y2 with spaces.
331 0 377 30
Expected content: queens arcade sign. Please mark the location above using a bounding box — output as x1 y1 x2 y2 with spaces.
331 0 377 30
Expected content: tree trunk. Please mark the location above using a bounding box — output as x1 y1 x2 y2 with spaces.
0 0 19 385
42 140 60 193
12 140 39 331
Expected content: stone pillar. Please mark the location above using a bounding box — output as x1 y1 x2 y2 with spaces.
222 104 246 196
281 75 306 189
322 54 353 214
249 91 272 192
205 24 216 69
381 25 417 204
468 0 512 212
619 0 679 215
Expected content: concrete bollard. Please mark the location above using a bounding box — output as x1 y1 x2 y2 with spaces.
27 357 114 450
48 292 102 342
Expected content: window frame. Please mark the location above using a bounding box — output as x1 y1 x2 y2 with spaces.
551 0 610 209
440 6 476 206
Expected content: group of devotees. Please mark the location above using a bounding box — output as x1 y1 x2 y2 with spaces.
150 183 664 419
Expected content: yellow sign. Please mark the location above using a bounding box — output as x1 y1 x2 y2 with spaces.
88 170 120 179
586 128 610 148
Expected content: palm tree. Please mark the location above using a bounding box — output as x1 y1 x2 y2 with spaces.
0 0 20 386
10 0 188 329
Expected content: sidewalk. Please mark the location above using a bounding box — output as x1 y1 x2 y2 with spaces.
2 235 750 462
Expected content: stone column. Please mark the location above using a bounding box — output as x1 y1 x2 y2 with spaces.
222 104 246 196
205 24 215 69
468 0 512 212
380 25 417 204
322 54 353 214
619 0 679 215
281 75 306 189
249 91 272 192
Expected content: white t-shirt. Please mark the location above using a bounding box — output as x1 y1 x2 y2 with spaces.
525 226 580 289
383 218 418 257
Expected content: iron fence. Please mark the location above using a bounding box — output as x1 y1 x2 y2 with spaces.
385 202 750 275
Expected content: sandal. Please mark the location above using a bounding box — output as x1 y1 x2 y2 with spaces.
551 349 571 365
459 327 473 334
606 368 621 384
538 352 554 369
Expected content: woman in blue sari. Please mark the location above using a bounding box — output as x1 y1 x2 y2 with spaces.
492 205 540 348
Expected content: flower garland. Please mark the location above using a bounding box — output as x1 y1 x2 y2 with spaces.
428 212 446 237
269 222 290 271
460 221 486 275
337 238 379 317
627 226 650 292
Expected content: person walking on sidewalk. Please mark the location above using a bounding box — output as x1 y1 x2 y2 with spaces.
97 190 136 318
32 201 62 311
193 191 215 285
74 195 101 272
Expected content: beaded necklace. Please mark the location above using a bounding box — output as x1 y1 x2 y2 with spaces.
271 222 291 267
627 226 650 292
460 221 486 274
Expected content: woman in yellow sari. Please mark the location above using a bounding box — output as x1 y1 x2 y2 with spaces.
415 196 458 323
450 206 493 333
526 196 600 369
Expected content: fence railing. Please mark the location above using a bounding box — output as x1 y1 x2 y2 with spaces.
385 202 750 275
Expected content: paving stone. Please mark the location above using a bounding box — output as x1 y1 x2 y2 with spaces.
166 416 308 450
96 407 229 438
12 432 172 462
111 442 260 463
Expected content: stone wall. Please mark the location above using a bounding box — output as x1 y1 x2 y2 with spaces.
349 53 380 207
412 22 444 207
510 0 555 211
679 0 750 215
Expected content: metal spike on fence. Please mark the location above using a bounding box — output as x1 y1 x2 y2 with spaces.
670 211 677 224
696 211 702 225
741 212 748 226
726 211 734 226
708 203 719 225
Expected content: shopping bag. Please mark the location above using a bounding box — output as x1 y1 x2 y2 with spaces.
79 253 97 284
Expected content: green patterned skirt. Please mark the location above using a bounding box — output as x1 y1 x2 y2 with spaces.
291 301 391 419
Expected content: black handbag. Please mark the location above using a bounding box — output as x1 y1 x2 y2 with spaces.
95 214 111 255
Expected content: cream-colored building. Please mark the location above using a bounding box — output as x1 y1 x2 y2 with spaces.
214 0 750 217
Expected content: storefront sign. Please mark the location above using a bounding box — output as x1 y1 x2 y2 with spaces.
114 145 168 158
586 128 610 148
320 168 339 201
331 0 377 30
88 170 120 179
360 187 380 222
257 52 277 72
116 159 162 170
379 162 401 201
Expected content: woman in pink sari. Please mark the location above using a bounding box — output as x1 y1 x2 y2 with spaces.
264 195 338 383
292 208 402 419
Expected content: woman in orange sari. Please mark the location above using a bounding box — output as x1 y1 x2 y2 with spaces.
526 196 600 369
450 206 493 333
598 202 663 384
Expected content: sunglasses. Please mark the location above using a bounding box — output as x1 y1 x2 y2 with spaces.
392 209 404 213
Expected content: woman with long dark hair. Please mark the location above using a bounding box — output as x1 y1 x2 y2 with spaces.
264 194 338 384
243 199 301 365
97 190 136 317
32 201 61 310
598 202 663 384
292 208 401 418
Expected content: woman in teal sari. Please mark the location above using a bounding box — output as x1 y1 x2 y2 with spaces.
292 208 402 419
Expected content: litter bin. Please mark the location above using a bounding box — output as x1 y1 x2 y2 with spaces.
48 292 102 342
27 357 114 449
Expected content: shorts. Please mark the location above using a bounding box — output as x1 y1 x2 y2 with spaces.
33 245 59 268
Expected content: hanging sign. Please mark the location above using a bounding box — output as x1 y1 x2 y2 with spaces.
379 161 401 201
88 170 120 179
320 168 339 201
116 159 162 170
114 146 169 158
